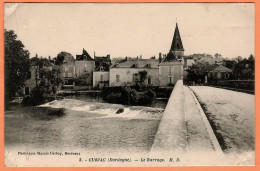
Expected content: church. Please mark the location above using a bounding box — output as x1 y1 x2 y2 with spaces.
108 23 184 88
159 23 184 86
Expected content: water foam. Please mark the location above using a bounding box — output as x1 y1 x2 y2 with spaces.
40 99 164 119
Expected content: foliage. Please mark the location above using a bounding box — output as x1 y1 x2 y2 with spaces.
104 86 156 106
39 66 64 94
233 55 255 80
4 29 30 105
186 54 255 84
186 62 213 84
22 65 64 106
54 51 74 65
214 53 222 58
132 70 148 86
74 70 90 85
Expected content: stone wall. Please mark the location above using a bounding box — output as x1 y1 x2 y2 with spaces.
159 65 183 86
151 80 187 154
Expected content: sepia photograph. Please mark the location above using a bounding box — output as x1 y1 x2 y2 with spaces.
4 2 255 167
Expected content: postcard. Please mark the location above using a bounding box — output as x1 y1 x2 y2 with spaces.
3 2 255 167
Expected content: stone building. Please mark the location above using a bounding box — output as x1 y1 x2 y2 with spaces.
109 58 159 87
75 48 95 86
159 23 184 86
61 52 75 87
207 65 232 80
93 62 110 89
94 53 111 68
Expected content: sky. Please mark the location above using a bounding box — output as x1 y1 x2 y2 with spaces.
4 3 255 59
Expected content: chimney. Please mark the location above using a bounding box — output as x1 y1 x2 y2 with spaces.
94 51 96 57
159 53 162 63
107 54 110 59
140 55 142 59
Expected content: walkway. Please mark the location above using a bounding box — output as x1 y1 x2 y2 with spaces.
184 86 220 153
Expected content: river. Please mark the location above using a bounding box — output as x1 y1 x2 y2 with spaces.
5 95 167 156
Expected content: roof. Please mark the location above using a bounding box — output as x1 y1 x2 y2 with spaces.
170 23 184 51
95 62 110 71
212 65 232 72
111 59 159 69
76 48 94 61
160 51 183 65
94 56 110 62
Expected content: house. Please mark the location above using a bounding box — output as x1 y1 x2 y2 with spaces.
109 58 159 87
24 57 53 95
75 48 95 86
93 62 110 89
207 65 233 80
183 57 196 69
61 52 75 87
159 52 183 86
94 53 111 67
159 23 184 86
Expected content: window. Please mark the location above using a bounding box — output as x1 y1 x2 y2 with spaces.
169 77 173 84
225 73 229 79
116 75 120 82
100 74 103 81
169 66 172 74
148 77 151 84
133 73 138 82
100 66 104 71
39 71 43 79
27 71 31 79
208 72 211 78
64 67 68 72
25 87 30 95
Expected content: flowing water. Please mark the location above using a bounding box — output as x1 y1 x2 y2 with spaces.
5 96 167 154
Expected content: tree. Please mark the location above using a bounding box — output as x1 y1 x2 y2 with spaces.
54 51 74 65
186 62 217 84
233 54 255 80
4 30 30 106
74 70 90 85
22 65 64 106
214 53 222 58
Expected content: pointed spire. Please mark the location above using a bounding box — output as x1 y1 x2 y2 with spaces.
170 23 184 51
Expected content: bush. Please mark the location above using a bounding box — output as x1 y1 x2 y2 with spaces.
22 86 46 106
103 86 156 106
106 92 122 104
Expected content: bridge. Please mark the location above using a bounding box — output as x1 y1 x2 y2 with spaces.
150 80 254 165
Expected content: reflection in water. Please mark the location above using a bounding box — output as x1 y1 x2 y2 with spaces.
5 96 167 154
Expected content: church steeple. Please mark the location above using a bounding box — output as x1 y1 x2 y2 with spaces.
170 23 184 51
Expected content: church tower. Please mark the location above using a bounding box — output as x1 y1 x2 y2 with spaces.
158 23 184 87
170 23 184 63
